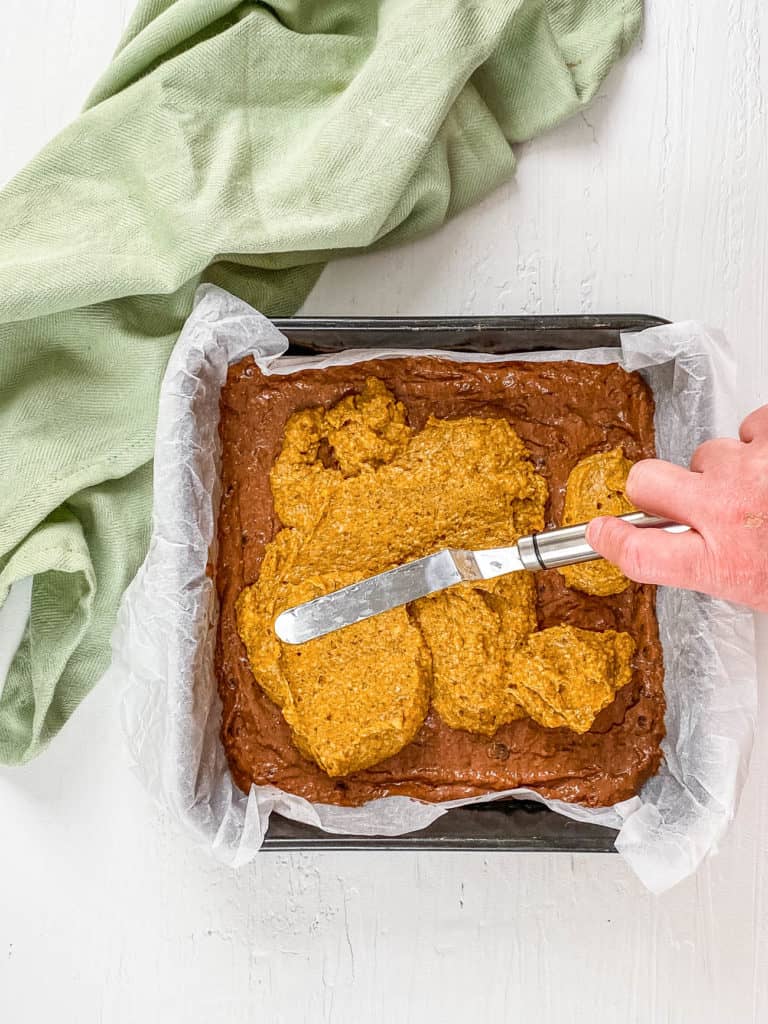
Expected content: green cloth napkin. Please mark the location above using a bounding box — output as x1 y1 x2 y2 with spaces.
0 0 640 763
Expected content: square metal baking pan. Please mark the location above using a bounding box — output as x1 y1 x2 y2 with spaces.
262 313 667 853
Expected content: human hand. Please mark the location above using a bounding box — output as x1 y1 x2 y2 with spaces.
586 405 768 612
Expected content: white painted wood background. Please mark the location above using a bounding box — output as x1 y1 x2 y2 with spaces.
1 2 768 1021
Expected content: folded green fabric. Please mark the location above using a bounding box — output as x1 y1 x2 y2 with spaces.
0 0 641 763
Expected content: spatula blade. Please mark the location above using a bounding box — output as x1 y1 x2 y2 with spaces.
275 548 470 645
274 542 529 645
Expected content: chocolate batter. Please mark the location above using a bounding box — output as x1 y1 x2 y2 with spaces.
215 357 665 807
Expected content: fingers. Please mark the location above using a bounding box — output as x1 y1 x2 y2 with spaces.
625 459 701 524
739 404 768 443
586 517 706 588
689 437 743 473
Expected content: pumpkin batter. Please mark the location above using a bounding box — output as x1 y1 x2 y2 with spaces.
510 625 635 733
236 379 636 777
558 447 636 596
413 574 536 736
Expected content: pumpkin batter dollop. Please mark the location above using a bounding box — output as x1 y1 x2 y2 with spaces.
236 380 637 777
558 447 636 596
413 574 537 736
510 625 635 733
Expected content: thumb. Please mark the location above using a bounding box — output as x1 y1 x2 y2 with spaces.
586 516 706 589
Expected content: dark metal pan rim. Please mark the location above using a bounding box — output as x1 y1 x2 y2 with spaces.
259 312 666 853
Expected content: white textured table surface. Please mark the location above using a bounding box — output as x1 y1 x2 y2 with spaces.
2 3 768 1022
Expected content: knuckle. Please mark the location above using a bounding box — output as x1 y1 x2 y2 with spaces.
614 533 648 582
694 438 722 460
739 404 768 442
691 437 741 473
691 548 718 589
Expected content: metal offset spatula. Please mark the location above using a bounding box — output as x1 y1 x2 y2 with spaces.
274 511 688 645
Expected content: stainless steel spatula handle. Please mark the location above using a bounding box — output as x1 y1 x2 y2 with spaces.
516 511 682 570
